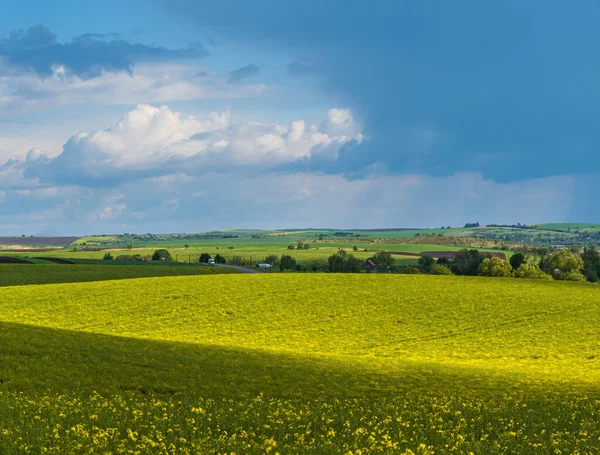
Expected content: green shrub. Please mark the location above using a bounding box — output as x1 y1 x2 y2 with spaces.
478 257 512 278
152 249 173 262
512 264 552 280
431 264 453 275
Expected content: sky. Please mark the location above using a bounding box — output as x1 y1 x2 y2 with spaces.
0 0 598 235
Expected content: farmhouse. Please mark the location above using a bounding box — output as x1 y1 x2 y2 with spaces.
365 259 377 272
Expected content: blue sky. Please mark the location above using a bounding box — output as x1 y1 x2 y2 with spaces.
0 0 597 235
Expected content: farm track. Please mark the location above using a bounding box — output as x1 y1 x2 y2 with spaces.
215 264 262 274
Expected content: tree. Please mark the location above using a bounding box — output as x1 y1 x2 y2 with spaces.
437 257 452 266
451 249 485 276
582 247 600 282
327 250 362 273
353 245 358 251
328 250 348 272
308 259 327 272
199 253 212 263
418 255 435 273
184 244 190 249
509 253 526 270
287 244 295 250
280 254 297 270
542 248 584 280
478 257 512 277
152 249 173 261
346 255 363 273
513 264 552 280
214 254 226 264
103 252 114 261
369 251 395 270
264 254 280 266
464 222 480 228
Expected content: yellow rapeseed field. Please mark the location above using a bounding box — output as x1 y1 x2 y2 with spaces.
1 274 599 453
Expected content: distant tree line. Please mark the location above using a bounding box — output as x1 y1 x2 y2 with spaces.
409 247 600 283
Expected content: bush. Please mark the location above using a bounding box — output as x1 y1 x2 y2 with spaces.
478 257 512 278
199 253 212 263
152 249 173 262
103 252 114 261
230 256 252 266
400 266 421 274
214 254 226 264
431 264 453 275
115 254 148 262
512 264 552 280
564 271 587 282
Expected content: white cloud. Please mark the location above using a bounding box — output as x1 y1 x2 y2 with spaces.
0 101 589 235
0 168 589 235
0 63 268 116
89 194 127 221
11 104 364 185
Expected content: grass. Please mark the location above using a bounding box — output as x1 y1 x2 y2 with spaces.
0 263 239 287
1 274 600 453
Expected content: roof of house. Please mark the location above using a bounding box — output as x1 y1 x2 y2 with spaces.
366 259 377 267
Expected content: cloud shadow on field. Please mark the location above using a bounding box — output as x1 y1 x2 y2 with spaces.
0 321 589 401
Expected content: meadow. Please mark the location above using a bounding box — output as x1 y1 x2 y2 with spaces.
0 263 239 287
1 274 600 453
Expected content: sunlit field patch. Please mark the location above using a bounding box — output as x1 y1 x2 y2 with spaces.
1 274 599 453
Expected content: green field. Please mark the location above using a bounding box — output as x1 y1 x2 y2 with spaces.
7 238 508 267
72 235 120 245
0 263 239 287
1 274 599 453
530 223 600 232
